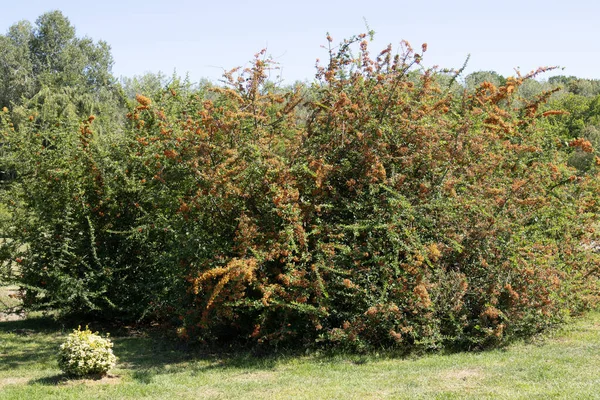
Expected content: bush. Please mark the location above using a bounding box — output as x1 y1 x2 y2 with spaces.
1 33 599 352
169 37 599 349
57 326 116 377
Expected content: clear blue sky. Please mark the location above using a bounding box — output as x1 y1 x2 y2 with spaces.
1 0 598 84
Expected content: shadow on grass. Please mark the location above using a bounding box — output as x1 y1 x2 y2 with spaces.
29 373 121 386
0 316 65 372
1 316 464 388
0 315 62 333
1 316 281 386
113 336 281 384
29 374 69 385
2 316 414 387
2 315 447 387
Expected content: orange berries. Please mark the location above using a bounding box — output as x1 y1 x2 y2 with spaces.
135 94 152 107
569 138 594 153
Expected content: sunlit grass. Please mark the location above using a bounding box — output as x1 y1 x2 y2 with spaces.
0 310 598 399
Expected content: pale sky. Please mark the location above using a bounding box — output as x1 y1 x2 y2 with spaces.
1 0 598 84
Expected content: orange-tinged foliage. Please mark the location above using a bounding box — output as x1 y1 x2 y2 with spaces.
3 32 599 352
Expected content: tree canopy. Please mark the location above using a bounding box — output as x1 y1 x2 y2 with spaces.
0 11 122 126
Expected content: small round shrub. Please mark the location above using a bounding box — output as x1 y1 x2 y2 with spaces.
57 326 116 377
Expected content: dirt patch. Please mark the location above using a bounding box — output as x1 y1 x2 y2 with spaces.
0 286 24 321
0 377 28 388
233 371 276 383
177 387 223 398
439 368 485 392
0 311 26 322
442 368 483 381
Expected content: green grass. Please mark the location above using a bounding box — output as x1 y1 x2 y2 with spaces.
0 312 599 399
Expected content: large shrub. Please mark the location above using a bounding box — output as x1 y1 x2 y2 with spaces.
0 101 189 318
175 38 599 349
1 34 599 351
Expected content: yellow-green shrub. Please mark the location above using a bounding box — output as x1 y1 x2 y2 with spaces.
57 326 116 377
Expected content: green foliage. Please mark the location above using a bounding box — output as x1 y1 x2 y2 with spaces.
0 11 120 111
57 326 116 377
464 70 506 90
0 20 599 353
542 91 600 172
120 72 212 101
0 103 185 317
0 10 126 201
549 75 600 98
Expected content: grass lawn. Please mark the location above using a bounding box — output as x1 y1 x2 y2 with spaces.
0 310 598 399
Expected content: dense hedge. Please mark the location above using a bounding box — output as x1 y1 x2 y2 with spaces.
1 35 599 351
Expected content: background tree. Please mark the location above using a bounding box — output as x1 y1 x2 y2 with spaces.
0 21 35 109
0 11 125 195
0 10 123 127
464 70 506 90
549 75 600 97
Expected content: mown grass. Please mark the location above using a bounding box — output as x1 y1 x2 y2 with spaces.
0 310 599 399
